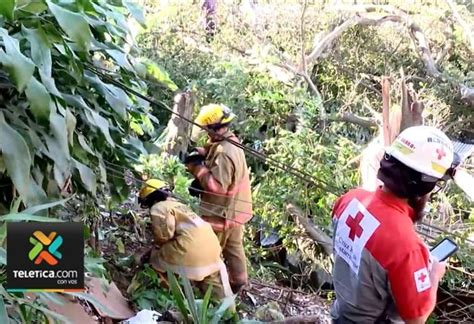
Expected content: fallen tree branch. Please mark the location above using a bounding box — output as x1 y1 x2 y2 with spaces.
301 6 474 107
286 203 333 256
326 112 378 128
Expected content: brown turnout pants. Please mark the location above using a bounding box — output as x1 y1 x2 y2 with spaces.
215 225 248 293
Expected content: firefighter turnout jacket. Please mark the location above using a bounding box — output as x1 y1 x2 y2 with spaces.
148 199 232 298
192 131 253 230
331 188 435 323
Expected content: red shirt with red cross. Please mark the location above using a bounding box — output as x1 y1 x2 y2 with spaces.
330 187 434 322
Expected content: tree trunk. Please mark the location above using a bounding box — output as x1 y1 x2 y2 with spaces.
161 91 195 159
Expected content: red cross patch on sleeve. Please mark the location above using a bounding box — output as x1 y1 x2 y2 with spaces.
414 267 431 293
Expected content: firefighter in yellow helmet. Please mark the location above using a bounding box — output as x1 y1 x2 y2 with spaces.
138 179 233 300
185 104 253 294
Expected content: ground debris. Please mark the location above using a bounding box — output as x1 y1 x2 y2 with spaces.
241 280 332 323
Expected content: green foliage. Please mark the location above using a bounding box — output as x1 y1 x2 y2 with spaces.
128 265 174 311
0 0 178 210
135 154 196 203
167 270 236 324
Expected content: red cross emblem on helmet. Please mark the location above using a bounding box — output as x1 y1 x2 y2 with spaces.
436 147 446 160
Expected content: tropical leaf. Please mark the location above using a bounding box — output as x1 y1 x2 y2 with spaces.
73 159 97 194
0 28 35 92
0 0 15 20
22 197 71 216
0 112 46 205
46 1 92 51
106 49 133 71
25 77 51 122
0 213 63 222
22 26 52 77
124 1 146 27
84 108 115 147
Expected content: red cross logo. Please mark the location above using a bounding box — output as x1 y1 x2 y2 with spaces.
346 212 364 241
436 147 446 160
418 272 427 283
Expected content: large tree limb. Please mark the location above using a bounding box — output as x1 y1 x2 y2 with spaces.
286 203 333 256
327 112 378 128
301 6 474 107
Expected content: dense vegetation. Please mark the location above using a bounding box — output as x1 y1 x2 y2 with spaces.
0 0 472 322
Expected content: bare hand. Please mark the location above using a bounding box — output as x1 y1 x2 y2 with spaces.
430 259 446 282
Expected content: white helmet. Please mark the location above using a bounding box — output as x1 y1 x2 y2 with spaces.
386 126 454 180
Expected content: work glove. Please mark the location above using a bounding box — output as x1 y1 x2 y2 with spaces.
183 149 205 166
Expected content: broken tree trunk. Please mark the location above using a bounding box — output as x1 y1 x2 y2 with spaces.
161 91 195 158
286 203 333 256
400 69 424 132
359 75 424 191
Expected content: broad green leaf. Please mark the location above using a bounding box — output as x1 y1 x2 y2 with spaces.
73 159 97 194
0 28 35 92
66 109 76 146
23 27 51 77
0 112 46 205
85 72 129 119
106 49 133 71
0 0 15 20
124 1 146 27
84 109 115 147
44 110 71 188
22 197 71 215
17 0 47 13
39 71 61 97
0 213 63 222
50 110 69 156
46 1 92 51
25 77 51 122
77 134 95 155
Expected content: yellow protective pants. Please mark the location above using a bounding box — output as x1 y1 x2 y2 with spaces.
215 225 248 293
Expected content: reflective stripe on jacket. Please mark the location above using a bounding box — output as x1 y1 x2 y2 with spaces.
196 132 253 230
149 199 223 281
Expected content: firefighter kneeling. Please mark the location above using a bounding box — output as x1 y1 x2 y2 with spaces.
138 179 233 301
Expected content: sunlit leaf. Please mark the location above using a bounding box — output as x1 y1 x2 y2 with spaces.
23 26 52 77
25 77 51 122
0 28 35 92
124 1 146 27
47 1 92 50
